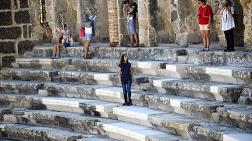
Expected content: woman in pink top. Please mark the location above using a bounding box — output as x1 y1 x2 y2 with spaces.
198 0 213 51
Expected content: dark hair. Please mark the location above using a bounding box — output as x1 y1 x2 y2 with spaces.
64 24 68 28
120 54 129 64
198 0 206 4
123 0 128 4
225 0 233 6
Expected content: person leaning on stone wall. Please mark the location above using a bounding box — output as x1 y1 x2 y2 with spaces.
217 0 235 52
197 0 213 51
123 0 139 47
51 24 73 59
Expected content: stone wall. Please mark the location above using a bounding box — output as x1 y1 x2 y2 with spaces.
0 0 43 68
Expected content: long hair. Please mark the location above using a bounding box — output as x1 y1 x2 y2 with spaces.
120 54 129 64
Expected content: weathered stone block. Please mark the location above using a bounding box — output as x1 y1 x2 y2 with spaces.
15 10 31 24
19 0 29 8
0 27 21 39
18 40 35 55
0 0 11 9
0 42 16 53
2 56 15 67
0 12 12 26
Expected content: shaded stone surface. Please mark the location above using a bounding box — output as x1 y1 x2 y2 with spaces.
0 27 21 39
14 10 31 24
0 12 12 26
18 40 35 55
2 56 15 67
19 0 29 8
0 42 16 54
0 0 11 9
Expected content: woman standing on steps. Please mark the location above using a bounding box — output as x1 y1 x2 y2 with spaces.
119 54 133 106
83 12 97 59
198 0 213 51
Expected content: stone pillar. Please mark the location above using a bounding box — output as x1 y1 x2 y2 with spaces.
138 0 158 47
107 0 120 46
156 0 175 43
240 0 252 47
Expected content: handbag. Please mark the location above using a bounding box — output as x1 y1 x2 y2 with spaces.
79 27 85 37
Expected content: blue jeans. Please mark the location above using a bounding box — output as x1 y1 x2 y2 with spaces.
121 78 132 104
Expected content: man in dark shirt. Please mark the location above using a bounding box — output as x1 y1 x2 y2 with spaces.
123 0 138 47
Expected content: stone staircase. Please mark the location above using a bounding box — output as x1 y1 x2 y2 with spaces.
0 43 252 141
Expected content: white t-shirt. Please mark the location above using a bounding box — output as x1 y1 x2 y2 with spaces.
85 27 93 34
221 7 235 31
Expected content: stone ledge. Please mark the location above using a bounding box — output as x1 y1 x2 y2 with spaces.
1 68 59 81
153 78 243 102
186 66 252 84
0 123 83 141
0 80 44 94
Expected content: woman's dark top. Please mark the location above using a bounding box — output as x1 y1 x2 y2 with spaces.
119 62 132 80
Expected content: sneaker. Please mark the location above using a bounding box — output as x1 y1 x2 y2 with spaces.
55 55 60 59
229 49 235 52
127 102 133 106
223 49 230 52
201 49 206 51
122 103 128 106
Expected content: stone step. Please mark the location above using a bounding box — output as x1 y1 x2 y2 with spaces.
15 58 174 76
185 66 252 85
88 87 224 118
112 106 252 141
71 58 172 76
0 80 44 94
0 123 112 141
44 82 107 98
102 122 184 141
28 44 184 61
0 94 119 118
3 109 184 141
165 64 192 79
239 88 252 104
0 68 149 88
95 87 140 103
186 49 252 67
113 106 167 126
153 78 243 102
1 68 59 81
15 58 72 69
58 71 149 88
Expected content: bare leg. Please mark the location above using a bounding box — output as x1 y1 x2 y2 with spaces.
205 30 210 49
130 34 134 46
84 40 89 58
56 45 60 57
200 30 207 49
52 44 57 57
133 33 138 46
